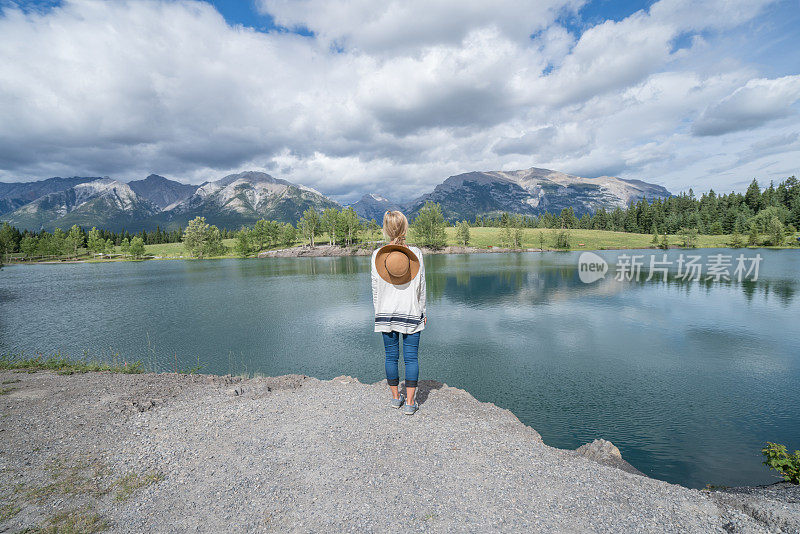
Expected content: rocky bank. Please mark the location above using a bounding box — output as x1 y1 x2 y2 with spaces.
258 244 532 258
0 371 797 533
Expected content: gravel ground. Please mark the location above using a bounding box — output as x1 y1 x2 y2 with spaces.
0 371 796 533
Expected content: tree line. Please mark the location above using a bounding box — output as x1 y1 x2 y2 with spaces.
470 176 799 238
0 223 153 260
233 206 382 257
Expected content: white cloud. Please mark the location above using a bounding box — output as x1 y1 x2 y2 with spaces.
257 0 584 52
692 75 800 136
0 0 797 204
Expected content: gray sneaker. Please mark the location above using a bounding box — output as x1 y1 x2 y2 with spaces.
403 401 419 415
390 394 405 409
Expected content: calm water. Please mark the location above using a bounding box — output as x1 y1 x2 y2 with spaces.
1 249 798 488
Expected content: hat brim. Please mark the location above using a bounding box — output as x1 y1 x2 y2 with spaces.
375 244 420 285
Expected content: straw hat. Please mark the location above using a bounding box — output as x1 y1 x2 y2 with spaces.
374 244 420 285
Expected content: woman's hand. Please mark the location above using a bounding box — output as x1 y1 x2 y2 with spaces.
424 316 427 325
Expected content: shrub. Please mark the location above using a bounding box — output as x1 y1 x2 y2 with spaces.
680 227 698 248
234 227 252 257
748 222 760 246
762 442 800 484
455 220 470 246
554 229 570 249
767 216 785 246
729 231 744 248
129 236 146 259
183 216 225 258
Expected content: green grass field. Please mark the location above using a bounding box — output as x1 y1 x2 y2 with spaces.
442 227 741 250
118 238 239 259
8 227 796 265
133 227 794 257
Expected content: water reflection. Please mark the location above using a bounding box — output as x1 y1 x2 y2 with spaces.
425 250 796 306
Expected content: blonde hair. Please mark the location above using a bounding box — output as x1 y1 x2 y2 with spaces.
382 210 408 245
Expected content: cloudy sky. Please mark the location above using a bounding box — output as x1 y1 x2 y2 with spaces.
0 0 798 203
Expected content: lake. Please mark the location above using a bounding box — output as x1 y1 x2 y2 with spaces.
1 249 798 489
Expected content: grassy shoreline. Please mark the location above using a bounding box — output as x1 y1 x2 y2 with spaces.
4 228 799 265
0 353 144 375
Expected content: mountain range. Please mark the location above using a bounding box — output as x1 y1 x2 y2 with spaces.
0 167 670 232
399 167 670 221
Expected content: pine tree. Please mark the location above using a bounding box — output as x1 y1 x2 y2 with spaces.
745 179 762 212
748 222 760 246
499 224 511 247
455 220 470 246
729 230 743 248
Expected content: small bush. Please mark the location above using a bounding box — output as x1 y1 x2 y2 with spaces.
762 442 800 484
554 229 570 249
680 227 698 248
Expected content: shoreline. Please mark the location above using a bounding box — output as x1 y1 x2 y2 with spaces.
1 368 797 532
257 243 540 258
5 243 795 265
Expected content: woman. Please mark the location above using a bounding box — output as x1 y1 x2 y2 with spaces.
371 210 426 415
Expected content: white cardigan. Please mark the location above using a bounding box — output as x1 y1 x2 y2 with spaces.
371 245 427 334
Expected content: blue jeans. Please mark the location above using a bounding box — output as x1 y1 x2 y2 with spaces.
382 331 420 388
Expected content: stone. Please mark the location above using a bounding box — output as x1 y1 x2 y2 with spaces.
574 439 645 476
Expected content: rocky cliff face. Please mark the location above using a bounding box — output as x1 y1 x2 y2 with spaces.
0 176 101 217
405 167 671 221
128 174 198 210
0 172 342 231
162 171 340 228
2 178 158 231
